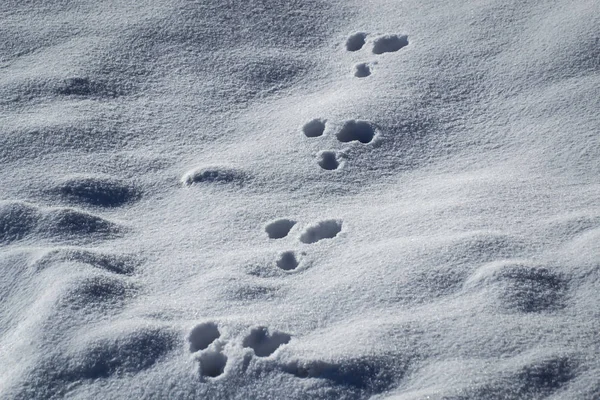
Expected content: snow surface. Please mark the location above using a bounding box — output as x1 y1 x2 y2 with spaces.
1 0 599 399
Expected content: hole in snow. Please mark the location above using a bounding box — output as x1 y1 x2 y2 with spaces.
188 322 220 352
243 326 291 357
277 251 299 271
372 34 409 55
299 220 342 244
199 349 227 378
318 151 339 170
336 120 375 144
354 63 371 78
302 119 326 138
346 32 367 51
265 219 296 239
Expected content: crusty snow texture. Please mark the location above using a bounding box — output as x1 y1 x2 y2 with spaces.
1 0 599 399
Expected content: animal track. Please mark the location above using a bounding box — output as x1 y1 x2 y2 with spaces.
276 251 299 271
301 117 376 170
318 151 340 170
187 323 227 378
198 349 227 378
302 119 326 138
299 220 342 244
243 326 291 357
372 34 409 54
346 32 367 51
336 120 375 143
188 322 221 353
56 176 140 207
354 63 371 78
181 165 247 186
265 218 296 239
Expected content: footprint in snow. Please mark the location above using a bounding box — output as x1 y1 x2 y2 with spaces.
317 151 340 170
302 118 376 144
336 120 376 144
302 118 376 169
346 32 367 52
302 118 326 138
188 322 221 353
265 218 296 239
188 322 227 378
354 62 372 78
344 32 408 79
198 348 227 378
243 326 291 357
299 219 343 244
276 250 300 271
372 34 409 54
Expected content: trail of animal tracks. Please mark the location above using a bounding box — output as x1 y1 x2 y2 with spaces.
1 0 599 398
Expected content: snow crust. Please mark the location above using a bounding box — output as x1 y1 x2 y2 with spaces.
1 0 599 398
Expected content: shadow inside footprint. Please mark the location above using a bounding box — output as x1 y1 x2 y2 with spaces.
276 251 299 271
336 120 375 143
372 34 409 54
188 322 221 353
265 219 296 239
318 151 339 170
346 32 367 51
354 63 371 78
302 119 326 138
243 326 291 357
299 220 342 244
199 349 227 378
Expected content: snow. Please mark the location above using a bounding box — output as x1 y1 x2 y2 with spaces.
1 0 599 398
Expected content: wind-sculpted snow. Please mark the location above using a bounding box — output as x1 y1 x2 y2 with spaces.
0 201 122 245
53 176 141 208
0 0 598 398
